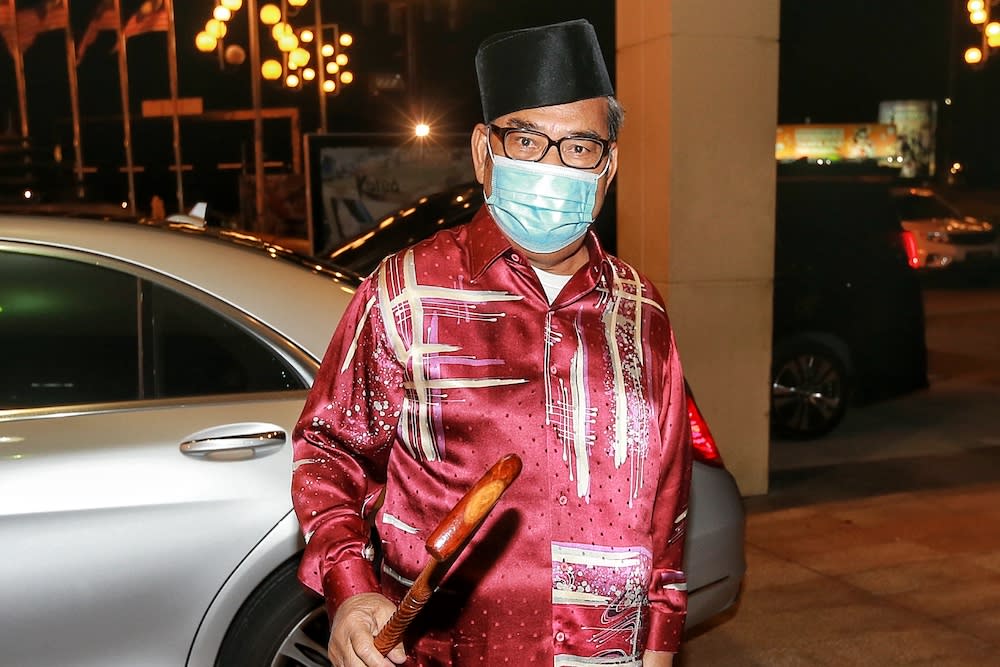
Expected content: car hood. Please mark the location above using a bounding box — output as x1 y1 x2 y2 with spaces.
899 216 993 233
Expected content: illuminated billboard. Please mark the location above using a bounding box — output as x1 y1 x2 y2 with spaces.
775 123 900 164
877 100 937 178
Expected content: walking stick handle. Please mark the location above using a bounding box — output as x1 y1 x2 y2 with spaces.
373 454 522 655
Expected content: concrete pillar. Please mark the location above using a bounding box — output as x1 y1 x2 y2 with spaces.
615 0 780 495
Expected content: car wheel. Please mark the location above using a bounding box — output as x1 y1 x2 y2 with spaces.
215 557 331 667
770 341 849 439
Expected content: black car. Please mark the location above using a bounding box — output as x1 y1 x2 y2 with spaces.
771 177 929 438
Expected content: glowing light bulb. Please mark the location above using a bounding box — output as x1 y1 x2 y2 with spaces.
195 31 217 52
289 47 310 67
261 58 283 80
206 19 227 39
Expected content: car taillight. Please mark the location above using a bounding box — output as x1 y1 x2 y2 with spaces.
901 230 921 269
686 386 725 467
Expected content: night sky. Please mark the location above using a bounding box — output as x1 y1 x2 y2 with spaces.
2 0 997 209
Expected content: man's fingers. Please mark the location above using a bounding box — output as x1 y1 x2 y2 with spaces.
386 642 407 665
349 630 395 667
327 593 401 666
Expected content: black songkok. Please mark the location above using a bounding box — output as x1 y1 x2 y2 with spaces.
475 19 614 123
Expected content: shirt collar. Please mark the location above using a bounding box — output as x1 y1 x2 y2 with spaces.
466 205 612 286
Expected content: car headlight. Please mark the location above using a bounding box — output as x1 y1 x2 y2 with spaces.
927 230 949 243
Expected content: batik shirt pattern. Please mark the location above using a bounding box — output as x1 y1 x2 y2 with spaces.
292 208 692 664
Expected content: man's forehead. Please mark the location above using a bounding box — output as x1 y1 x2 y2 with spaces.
494 98 610 136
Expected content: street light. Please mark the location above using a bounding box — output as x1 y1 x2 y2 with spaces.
194 0 355 136
259 4 281 25
196 31 218 53
964 0 1000 65
261 58 283 80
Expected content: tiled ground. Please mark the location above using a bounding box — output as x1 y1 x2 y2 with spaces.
676 482 1000 666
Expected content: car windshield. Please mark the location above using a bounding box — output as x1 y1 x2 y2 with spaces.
893 194 960 220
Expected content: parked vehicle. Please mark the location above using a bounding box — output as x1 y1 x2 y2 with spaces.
771 178 929 438
890 186 999 270
0 212 744 667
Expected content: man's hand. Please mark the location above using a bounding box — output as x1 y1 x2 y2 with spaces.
328 592 406 666
642 649 675 667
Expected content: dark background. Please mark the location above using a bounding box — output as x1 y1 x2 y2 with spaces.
1 0 997 212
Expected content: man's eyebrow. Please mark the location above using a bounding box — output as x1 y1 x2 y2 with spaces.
504 117 604 139
506 117 539 130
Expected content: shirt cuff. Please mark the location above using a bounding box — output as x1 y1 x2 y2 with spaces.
645 608 686 653
322 557 382 615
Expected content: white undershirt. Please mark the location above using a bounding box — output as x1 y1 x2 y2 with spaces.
531 266 573 304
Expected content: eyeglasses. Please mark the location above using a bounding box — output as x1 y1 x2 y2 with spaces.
489 124 610 170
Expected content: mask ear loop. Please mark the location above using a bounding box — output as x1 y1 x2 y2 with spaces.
594 151 613 178
485 127 500 162
483 131 496 201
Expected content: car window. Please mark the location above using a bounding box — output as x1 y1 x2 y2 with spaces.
145 284 306 397
0 250 306 409
0 252 141 408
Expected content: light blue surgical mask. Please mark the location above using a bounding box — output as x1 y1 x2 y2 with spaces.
485 143 611 254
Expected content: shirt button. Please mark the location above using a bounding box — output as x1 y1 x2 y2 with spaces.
558 495 568 506
510 253 520 262
555 631 565 642
549 365 558 375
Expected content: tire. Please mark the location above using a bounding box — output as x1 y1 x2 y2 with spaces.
770 341 850 439
215 557 331 667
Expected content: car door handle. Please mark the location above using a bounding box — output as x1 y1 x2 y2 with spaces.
180 424 287 460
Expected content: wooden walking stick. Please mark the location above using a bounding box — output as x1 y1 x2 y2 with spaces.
372 453 523 656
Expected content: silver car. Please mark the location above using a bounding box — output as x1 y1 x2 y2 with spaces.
0 213 745 666
891 186 999 270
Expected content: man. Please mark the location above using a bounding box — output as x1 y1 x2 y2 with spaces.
292 18 692 667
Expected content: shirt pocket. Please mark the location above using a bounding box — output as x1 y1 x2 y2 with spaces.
551 542 651 663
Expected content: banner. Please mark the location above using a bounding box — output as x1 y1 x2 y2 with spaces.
775 123 899 163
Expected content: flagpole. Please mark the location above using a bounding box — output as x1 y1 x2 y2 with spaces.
112 0 136 211
62 3 85 199
10 0 29 138
247 0 265 232
165 0 184 211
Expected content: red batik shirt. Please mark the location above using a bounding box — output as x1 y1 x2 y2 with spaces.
292 207 692 665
